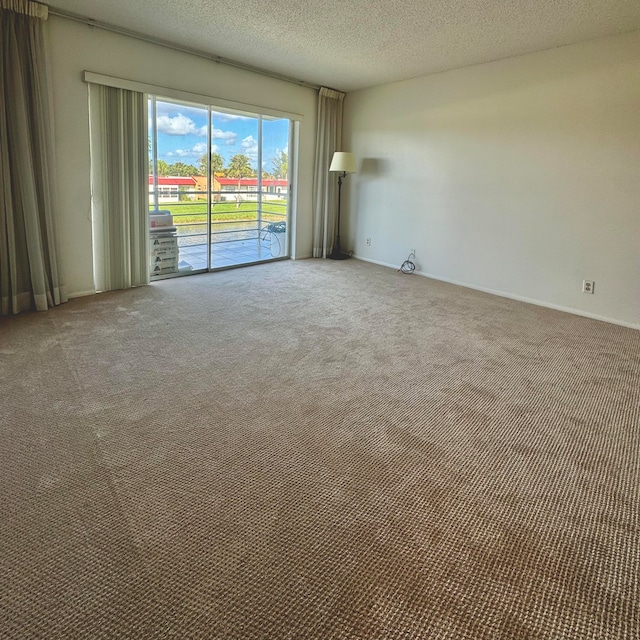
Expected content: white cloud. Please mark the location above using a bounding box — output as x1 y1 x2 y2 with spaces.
153 111 237 146
241 135 258 160
157 113 205 136
212 128 237 144
165 142 208 159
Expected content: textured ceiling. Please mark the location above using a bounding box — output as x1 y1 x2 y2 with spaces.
47 0 640 91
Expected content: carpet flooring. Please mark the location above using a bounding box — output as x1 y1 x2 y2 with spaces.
1 259 639 639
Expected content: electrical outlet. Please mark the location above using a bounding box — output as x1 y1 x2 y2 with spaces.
366 237 371 246
410 248 415 257
582 279 595 294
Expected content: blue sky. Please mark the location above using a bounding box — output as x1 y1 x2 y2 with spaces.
150 100 289 173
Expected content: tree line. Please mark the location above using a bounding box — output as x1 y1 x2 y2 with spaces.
153 150 288 180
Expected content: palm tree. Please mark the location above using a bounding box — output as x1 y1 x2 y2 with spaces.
226 154 253 208
169 162 198 177
272 150 288 179
198 152 224 177
156 159 170 176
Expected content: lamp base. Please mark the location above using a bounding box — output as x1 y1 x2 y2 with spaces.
328 249 350 260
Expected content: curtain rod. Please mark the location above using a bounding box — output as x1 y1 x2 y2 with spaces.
47 6 322 92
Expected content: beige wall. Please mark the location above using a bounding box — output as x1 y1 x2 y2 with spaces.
343 32 640 328
47 16 317 296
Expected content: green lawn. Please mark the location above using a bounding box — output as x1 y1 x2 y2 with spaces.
150 201 287 225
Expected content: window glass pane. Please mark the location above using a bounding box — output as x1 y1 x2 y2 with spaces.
148 98 291 278
149 100 208 272
261 118 289 258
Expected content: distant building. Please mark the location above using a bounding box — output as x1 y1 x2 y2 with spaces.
216 177 288 201
149 176 288 203
192 175 222 201
148 176 197 203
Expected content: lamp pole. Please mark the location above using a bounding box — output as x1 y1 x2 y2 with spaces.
328 151 356 260
329 171 348 260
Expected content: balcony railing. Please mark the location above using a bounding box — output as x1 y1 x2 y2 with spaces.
149 189 288 276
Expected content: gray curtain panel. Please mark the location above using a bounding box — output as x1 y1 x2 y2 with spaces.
312 87 345 258
89 84 149 292
0 0 67 315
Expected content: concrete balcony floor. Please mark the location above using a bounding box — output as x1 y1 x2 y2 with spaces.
175 236 286 273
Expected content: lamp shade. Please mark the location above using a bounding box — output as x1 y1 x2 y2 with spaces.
329 152 357 174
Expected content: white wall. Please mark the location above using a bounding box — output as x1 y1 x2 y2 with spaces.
47 16 317 297
343 32 640 328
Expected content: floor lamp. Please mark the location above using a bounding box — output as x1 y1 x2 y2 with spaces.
328 151 357 260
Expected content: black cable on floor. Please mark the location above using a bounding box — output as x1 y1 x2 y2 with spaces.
399 250 416 274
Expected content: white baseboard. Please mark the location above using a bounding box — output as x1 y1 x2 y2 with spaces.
68 289 96 299
353 255 640 331
292 253 313 260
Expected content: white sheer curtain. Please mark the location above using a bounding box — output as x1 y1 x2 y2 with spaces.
0 0 67 315
312 87 345 258
89 83 149 291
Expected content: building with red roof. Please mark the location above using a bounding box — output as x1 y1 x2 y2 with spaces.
149 175 288 203
148 176 197 203
216 177 288 201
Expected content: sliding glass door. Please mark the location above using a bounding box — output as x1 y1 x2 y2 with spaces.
148 97 291 278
